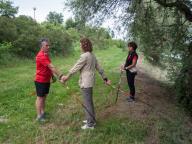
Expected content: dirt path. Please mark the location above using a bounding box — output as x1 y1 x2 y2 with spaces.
98 65 192 144
99 65 172 119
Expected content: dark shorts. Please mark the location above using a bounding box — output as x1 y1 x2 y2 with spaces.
35 81 50 97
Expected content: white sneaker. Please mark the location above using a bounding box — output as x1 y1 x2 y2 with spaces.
81 124 94 130
83 120 96 126
36 117 45 122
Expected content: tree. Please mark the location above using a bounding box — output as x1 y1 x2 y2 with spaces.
14 15 37 34
46 11 64 25
65 0 192 113
0 42 12 59
0 0 18 18
40 22 74 55
65 18 78 29
154 0 192 22
13 15 42 57
0 16 17 42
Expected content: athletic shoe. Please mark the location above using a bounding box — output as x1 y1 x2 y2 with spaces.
83 120 96 126
41 112 46 119
126 96 135 102
36 117 45 122
81 124 94 130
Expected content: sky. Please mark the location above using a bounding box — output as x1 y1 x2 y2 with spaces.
12 0 125 39
13 0 73 22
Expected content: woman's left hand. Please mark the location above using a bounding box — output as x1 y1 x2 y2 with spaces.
105 80 111 85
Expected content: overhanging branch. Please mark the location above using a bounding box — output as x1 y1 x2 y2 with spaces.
154 0 192 22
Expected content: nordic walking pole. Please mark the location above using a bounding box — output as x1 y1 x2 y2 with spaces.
61 82 96 123
115 70 123 104
72 95 96 122
108 84 126 95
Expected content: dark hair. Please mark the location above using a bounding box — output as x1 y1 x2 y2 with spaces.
128 41 137 51
80 38 92 52
39 38 49 47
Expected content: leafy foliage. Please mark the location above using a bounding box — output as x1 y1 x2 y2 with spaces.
0 0 18 18
65 18 79 29
66 0 192 113
46 11 64 25
0 16 17 42
12 15 42 57
130 1 192 113
0 1 117 61
0 41 12 57
42 23 74 55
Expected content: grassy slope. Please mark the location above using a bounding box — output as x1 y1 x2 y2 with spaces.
0 47 191 144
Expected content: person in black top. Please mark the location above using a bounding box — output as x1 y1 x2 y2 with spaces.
121 42 138 102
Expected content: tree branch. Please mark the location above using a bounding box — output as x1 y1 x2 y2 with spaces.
154 0 192 22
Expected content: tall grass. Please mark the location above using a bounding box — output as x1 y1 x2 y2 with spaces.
0 47 191 144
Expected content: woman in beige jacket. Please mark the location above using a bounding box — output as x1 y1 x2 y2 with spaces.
61 38 110 129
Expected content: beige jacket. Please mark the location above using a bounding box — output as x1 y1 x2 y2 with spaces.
67 52 106 88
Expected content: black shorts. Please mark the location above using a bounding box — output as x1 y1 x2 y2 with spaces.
35 81 50 97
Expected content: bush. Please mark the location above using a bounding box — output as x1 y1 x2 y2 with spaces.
10 15 42 57
0 42 13 63
0 16 17 42
0 42 12 55
175 54 192 114
41 23 74 56
66 28 80 42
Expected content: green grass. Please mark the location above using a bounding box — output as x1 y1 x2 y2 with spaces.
0 47 191 144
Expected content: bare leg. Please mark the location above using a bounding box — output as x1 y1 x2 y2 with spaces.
41 95 47 115
36 97 43 117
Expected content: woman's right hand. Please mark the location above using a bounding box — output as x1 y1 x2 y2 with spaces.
60 75 69 83
120 64 125 71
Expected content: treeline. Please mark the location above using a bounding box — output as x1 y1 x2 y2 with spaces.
0 15 73 58
0 0 124 63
